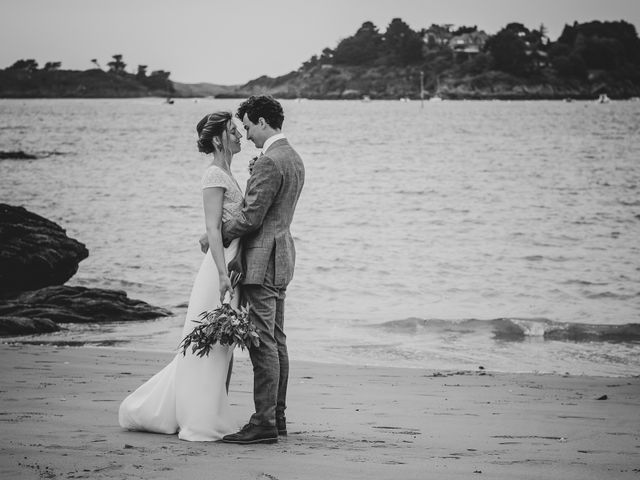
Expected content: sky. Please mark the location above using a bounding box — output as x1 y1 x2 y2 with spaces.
1 0 639 85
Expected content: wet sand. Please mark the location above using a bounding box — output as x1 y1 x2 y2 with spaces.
0 344 638 479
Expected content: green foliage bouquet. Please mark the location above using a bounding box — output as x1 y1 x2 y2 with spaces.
179 272 260 357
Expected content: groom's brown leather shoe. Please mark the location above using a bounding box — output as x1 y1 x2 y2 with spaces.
222 423 278 444
276 417 287 436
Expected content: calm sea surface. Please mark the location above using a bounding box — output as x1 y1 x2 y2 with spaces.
1 98 639 376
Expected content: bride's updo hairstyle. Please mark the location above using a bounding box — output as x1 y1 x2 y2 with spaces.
196 111 233 154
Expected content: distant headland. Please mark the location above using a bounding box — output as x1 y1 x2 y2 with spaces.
1 19 639 100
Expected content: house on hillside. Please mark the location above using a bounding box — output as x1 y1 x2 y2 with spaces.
423 24 454 49
449 31 489 57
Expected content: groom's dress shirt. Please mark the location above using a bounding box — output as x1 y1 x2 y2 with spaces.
261 133 286 154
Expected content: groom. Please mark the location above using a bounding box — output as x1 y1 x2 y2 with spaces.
221 95 305 444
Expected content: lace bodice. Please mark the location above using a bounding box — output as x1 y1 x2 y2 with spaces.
201 165 244 223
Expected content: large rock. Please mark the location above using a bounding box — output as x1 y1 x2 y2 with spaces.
0 204 89 294
0 206 173 336
0 151 38 160
0 285 173 331
0 316 60 336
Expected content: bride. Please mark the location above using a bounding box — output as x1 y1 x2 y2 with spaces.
118 111 245 441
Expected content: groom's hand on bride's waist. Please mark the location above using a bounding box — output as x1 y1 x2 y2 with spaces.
227 250 244 279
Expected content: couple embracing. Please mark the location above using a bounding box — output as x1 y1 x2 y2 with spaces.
119 95 305 445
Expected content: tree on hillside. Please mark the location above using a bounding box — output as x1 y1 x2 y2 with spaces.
548 41 587 78
548 20 640 79
330 17 424 66
452 25 478 36
383 18 424 64
333 21 383 65
556 20 640 69
143 70 173 92
136 65 147 80
43 61 62 71
301 55 319 69
7 59 39 72
107 54 126 74
558 20 640 59
91 58 102 69
319 47 334 64
485 23 533 75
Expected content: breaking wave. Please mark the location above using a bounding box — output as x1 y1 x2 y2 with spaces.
372 317 640 343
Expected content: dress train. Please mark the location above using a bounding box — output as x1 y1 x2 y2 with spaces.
118 239 241 441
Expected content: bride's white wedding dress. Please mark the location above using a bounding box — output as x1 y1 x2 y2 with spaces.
118 165 245 441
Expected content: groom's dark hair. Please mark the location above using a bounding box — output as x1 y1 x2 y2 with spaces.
237 95 284 130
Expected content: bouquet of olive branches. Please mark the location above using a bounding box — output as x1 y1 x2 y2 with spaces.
179 272 260 357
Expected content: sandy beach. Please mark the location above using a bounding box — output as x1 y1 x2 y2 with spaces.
0 344 638 479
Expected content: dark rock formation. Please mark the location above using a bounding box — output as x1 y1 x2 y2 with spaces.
0 151 65 160
0 316 60 336
0 204 89 294
0 285 172 329
0 151 38 160
0 205 173 337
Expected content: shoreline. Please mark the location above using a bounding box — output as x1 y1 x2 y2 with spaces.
2 96 640 101
1 344 638 479
3 331 640 378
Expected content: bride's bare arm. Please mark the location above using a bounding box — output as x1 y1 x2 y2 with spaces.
202 187 233 303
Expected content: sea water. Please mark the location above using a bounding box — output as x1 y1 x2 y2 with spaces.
1 98 639 376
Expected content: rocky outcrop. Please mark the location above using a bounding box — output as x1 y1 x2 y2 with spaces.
0 316 60 336
0 151 38 160
0 151 65 160
225 64 640 100
0 285 172 324
0 205 172 336
0 204 89 294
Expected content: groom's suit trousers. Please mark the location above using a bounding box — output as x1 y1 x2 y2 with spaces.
221 138 304 428
244 248 288 427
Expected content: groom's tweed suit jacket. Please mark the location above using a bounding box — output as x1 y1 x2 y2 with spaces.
223 138 305 286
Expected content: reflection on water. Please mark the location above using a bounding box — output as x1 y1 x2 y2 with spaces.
1 98 639 376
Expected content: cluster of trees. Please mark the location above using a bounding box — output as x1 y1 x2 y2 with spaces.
303 18 424 67
484 20 640 79
98 54 172 90
549 21 640 78
5 54 173 91
334 19 423 65
483 23 548 76
7 59 62 72
300 18 640 82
